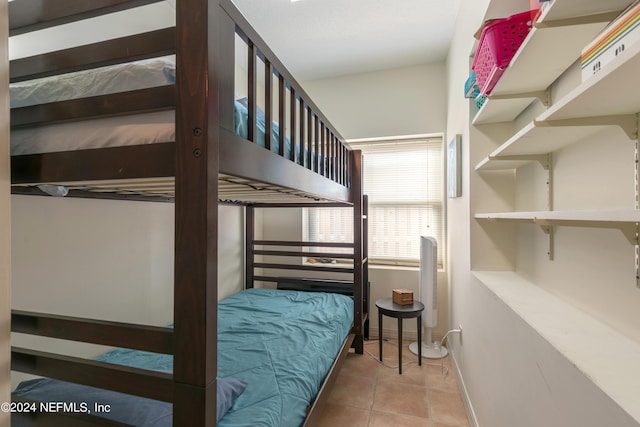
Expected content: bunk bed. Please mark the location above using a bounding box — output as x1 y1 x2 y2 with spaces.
7 0 368 425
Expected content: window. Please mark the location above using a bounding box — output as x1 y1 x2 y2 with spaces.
308 135 444 267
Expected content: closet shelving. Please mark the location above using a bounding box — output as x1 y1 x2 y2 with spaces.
469 1 640 422
474 0 640 285
474 0 640 255
472 0 631 125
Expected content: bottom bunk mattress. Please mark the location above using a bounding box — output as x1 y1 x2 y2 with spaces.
12 288 354 426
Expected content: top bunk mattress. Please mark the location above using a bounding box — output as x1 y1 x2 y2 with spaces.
10 57 296 160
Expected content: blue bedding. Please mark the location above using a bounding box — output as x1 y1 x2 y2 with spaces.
13 288 354 426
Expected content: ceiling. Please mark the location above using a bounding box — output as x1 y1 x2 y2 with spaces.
9 0 462 82
231 0 462 81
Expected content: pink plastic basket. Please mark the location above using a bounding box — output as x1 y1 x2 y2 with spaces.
472 11 533 95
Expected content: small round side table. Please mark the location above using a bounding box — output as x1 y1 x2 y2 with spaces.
375 297 424 374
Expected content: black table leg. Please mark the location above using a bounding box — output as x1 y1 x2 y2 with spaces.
378 307 382 362
417 315 422 366
398 317 403 374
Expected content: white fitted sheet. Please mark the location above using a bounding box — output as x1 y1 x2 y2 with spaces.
11 111 175 155
11 57 177 155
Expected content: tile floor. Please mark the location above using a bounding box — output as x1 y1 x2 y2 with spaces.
317 339 471 427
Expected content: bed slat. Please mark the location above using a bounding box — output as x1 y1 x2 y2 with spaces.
11 27 176 83
12 347 174 402
253 249 354 259
11 186 175 203
11 143 175 184
290 88 297 162
11 86 175 128
12 310 173 354
254 262 354 274
254 240 354 248
307 108 313 169
9 0 166 36
300 99 307 168
264 60 273 151
248 42 258 145
278 74 286 157
314 116 320 173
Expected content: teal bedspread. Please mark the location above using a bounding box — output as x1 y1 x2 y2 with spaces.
95 288 354 426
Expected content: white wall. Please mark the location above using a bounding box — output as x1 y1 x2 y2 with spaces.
218 205 245 299
11 196 175 325
0 1 10 424
446 1 640 426
302 63 447 139
11 197 244 321
8 2 175 60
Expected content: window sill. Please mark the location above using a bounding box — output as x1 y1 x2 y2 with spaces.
302 260 446 274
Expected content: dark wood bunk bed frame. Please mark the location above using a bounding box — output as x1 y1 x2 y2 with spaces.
7 0 368 426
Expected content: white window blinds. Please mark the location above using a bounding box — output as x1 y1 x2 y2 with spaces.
308 135 444 266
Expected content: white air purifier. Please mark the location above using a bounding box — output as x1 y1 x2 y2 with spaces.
409 236 448 359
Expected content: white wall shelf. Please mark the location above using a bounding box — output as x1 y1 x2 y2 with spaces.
540 39 640 124
472 0 630 125
474 120 615 171
475 209 640 245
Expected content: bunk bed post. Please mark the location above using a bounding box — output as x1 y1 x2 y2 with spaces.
248 42 259 146
289 89 297 162
246 205 255 289
173 0 235 424
351 150 364 354
363 194 369 340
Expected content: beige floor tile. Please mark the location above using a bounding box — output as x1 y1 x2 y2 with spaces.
372 381 429 418
369 410 430 427
429 389 470 427
431 422 467 427
339 352 380 379
377 362 427 387
328 374 376 409
317 342 470 427
425 364 460 393
317 403 370 427
439 353 453 368
364 340 399 362
364 339 419 366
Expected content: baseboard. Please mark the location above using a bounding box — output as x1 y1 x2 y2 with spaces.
369 327 447 343
449 347 480 427
368 327 418 342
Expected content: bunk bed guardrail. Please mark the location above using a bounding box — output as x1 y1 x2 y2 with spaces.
9 0 353 204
